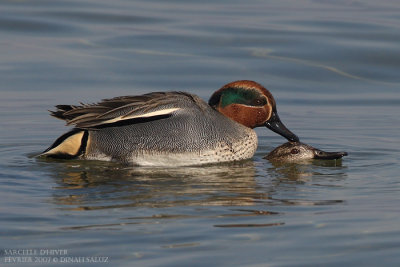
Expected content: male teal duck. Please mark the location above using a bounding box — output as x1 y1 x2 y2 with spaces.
40 80 298 166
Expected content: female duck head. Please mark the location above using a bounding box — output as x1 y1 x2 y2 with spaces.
265 141 348 162
209 80 299 142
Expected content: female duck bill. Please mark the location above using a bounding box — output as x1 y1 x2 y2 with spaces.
264 111 299 142
313 150 348 160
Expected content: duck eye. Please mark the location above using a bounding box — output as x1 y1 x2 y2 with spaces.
252 98 267 106
291 148 300 154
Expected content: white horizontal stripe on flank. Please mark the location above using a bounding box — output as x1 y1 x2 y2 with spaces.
101 107 181 125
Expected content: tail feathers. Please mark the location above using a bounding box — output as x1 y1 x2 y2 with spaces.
50 105 76 120
39 129 88 159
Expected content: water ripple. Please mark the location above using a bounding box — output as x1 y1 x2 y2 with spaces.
40 11 169 24
0 16 76 34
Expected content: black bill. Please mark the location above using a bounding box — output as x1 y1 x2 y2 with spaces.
313 150 348 160
265 111 299 142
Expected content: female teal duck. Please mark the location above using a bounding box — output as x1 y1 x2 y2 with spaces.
265 141 348 162
40 80 298 166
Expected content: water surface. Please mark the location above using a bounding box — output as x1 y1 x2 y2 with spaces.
1 0 400 266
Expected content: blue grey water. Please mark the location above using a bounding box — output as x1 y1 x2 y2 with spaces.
1 0 400 266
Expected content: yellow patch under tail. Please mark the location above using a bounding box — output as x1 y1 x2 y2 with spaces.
40 129 88 159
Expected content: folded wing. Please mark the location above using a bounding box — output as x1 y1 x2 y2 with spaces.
50 92 191 129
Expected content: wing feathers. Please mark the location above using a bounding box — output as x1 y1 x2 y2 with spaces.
49 92 191 129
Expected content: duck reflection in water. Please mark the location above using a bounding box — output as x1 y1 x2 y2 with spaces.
41 155 347 230
46 156 346 212
49 160 268 209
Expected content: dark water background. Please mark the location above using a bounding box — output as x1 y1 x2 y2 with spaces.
1 0 400 266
